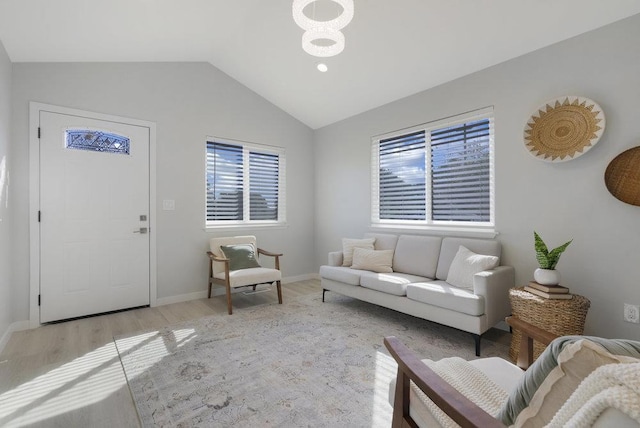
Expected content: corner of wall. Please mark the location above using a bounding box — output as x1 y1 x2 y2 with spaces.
0 37 13 345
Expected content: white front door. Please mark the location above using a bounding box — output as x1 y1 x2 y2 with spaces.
39 111 150 322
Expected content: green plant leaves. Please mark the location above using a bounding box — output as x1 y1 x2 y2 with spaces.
534 231 572 269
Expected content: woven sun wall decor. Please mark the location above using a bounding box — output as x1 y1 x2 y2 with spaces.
524 96 605 162
605 146 640 206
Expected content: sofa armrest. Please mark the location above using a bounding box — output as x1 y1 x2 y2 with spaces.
328 251 344 266
473 265 515 329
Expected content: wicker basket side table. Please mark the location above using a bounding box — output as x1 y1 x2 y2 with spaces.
509 287 590 363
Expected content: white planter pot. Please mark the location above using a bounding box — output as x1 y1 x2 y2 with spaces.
534 268 560 286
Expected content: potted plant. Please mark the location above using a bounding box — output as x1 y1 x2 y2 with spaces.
533 231 572 285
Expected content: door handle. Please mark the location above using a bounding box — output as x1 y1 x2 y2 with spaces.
133 227 148 234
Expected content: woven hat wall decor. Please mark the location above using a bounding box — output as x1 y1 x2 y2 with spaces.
524 96 605 162
605 146 640 206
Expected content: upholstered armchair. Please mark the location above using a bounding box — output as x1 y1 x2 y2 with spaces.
385 317 640 427
207 235 283 315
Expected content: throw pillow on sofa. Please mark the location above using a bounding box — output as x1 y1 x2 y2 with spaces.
342 237 376 267
350 247 394 273
446 245 499 290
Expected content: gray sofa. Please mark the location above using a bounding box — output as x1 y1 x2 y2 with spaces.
319 233 515 355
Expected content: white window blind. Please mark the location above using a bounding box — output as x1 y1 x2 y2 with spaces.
206 139 285 226
249 151 280 220
378 131 426 220
431 119 491 222
206 142 243 221
372 108 494 229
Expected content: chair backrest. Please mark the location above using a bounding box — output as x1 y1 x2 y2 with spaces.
209 235 257 275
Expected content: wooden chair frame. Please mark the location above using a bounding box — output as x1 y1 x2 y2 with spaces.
207 248 283 315
384 317 559 428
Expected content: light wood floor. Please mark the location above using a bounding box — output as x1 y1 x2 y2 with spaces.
0 279 321 428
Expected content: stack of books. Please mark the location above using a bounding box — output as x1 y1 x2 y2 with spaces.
524 281 573 299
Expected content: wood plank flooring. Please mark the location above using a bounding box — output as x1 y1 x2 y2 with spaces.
0 280 320 428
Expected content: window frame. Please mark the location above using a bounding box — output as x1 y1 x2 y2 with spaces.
371 107 495 234
205 137 286 229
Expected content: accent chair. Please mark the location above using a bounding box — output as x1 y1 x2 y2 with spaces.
207 235 283 315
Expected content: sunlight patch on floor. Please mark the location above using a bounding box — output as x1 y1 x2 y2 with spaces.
0 342 125 427
371 350 396 427
173 328 197 348
114 328 196 378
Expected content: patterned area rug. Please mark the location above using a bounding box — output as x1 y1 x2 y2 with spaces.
114 292 509 427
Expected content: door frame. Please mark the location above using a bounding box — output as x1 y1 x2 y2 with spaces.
29 102 158 328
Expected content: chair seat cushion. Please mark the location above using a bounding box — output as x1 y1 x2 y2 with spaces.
389 356 512 428
469 357 525 393
319 265 364 285
406 280 485 316
214 267 281 288
360 272 431 296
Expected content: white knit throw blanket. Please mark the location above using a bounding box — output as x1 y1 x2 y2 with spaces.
548 362 640 427
411 357 508 428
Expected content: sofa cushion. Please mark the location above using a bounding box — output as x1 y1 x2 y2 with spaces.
364 232 399 251
351 248 394 273
361 272 431 296
342 237 376 267
406 281 485 316
446 246 500 290
436 237 501 280
392 235 442 278
319 265 364 285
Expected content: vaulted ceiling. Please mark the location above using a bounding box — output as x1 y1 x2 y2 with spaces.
1 1 639 129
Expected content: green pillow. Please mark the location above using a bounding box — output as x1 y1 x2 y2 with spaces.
220 244 261 271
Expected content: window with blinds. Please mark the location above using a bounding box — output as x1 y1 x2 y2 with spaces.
378 131 426 220
206 139 285 226
372 108 494 228
431 119 491 222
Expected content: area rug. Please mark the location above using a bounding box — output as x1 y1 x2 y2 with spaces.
114 292 509 427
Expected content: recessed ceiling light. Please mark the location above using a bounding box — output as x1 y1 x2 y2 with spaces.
317 63 328 72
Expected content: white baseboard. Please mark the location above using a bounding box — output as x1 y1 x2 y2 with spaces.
282 273 319 283
157 273 320 305
155 290 209 306
0 320 31 354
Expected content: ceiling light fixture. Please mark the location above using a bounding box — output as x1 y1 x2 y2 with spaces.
317 63 328 72
292 0 354 58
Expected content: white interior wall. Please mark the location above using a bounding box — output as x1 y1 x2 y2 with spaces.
10 62 315 322
0 40 12 339
314 14 640 340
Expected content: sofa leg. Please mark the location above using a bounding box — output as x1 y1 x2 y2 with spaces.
473 334 482 357
322 289 327 302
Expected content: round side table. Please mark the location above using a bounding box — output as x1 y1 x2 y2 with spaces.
509 287 590 363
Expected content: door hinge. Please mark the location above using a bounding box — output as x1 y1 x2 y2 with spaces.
38 127 41 138
38 294 41 306
38 211 41 222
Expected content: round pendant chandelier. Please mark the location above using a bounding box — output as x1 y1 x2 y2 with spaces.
292 0 354 58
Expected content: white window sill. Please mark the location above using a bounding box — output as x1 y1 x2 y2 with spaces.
205 222 288 232
369 223 497 239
